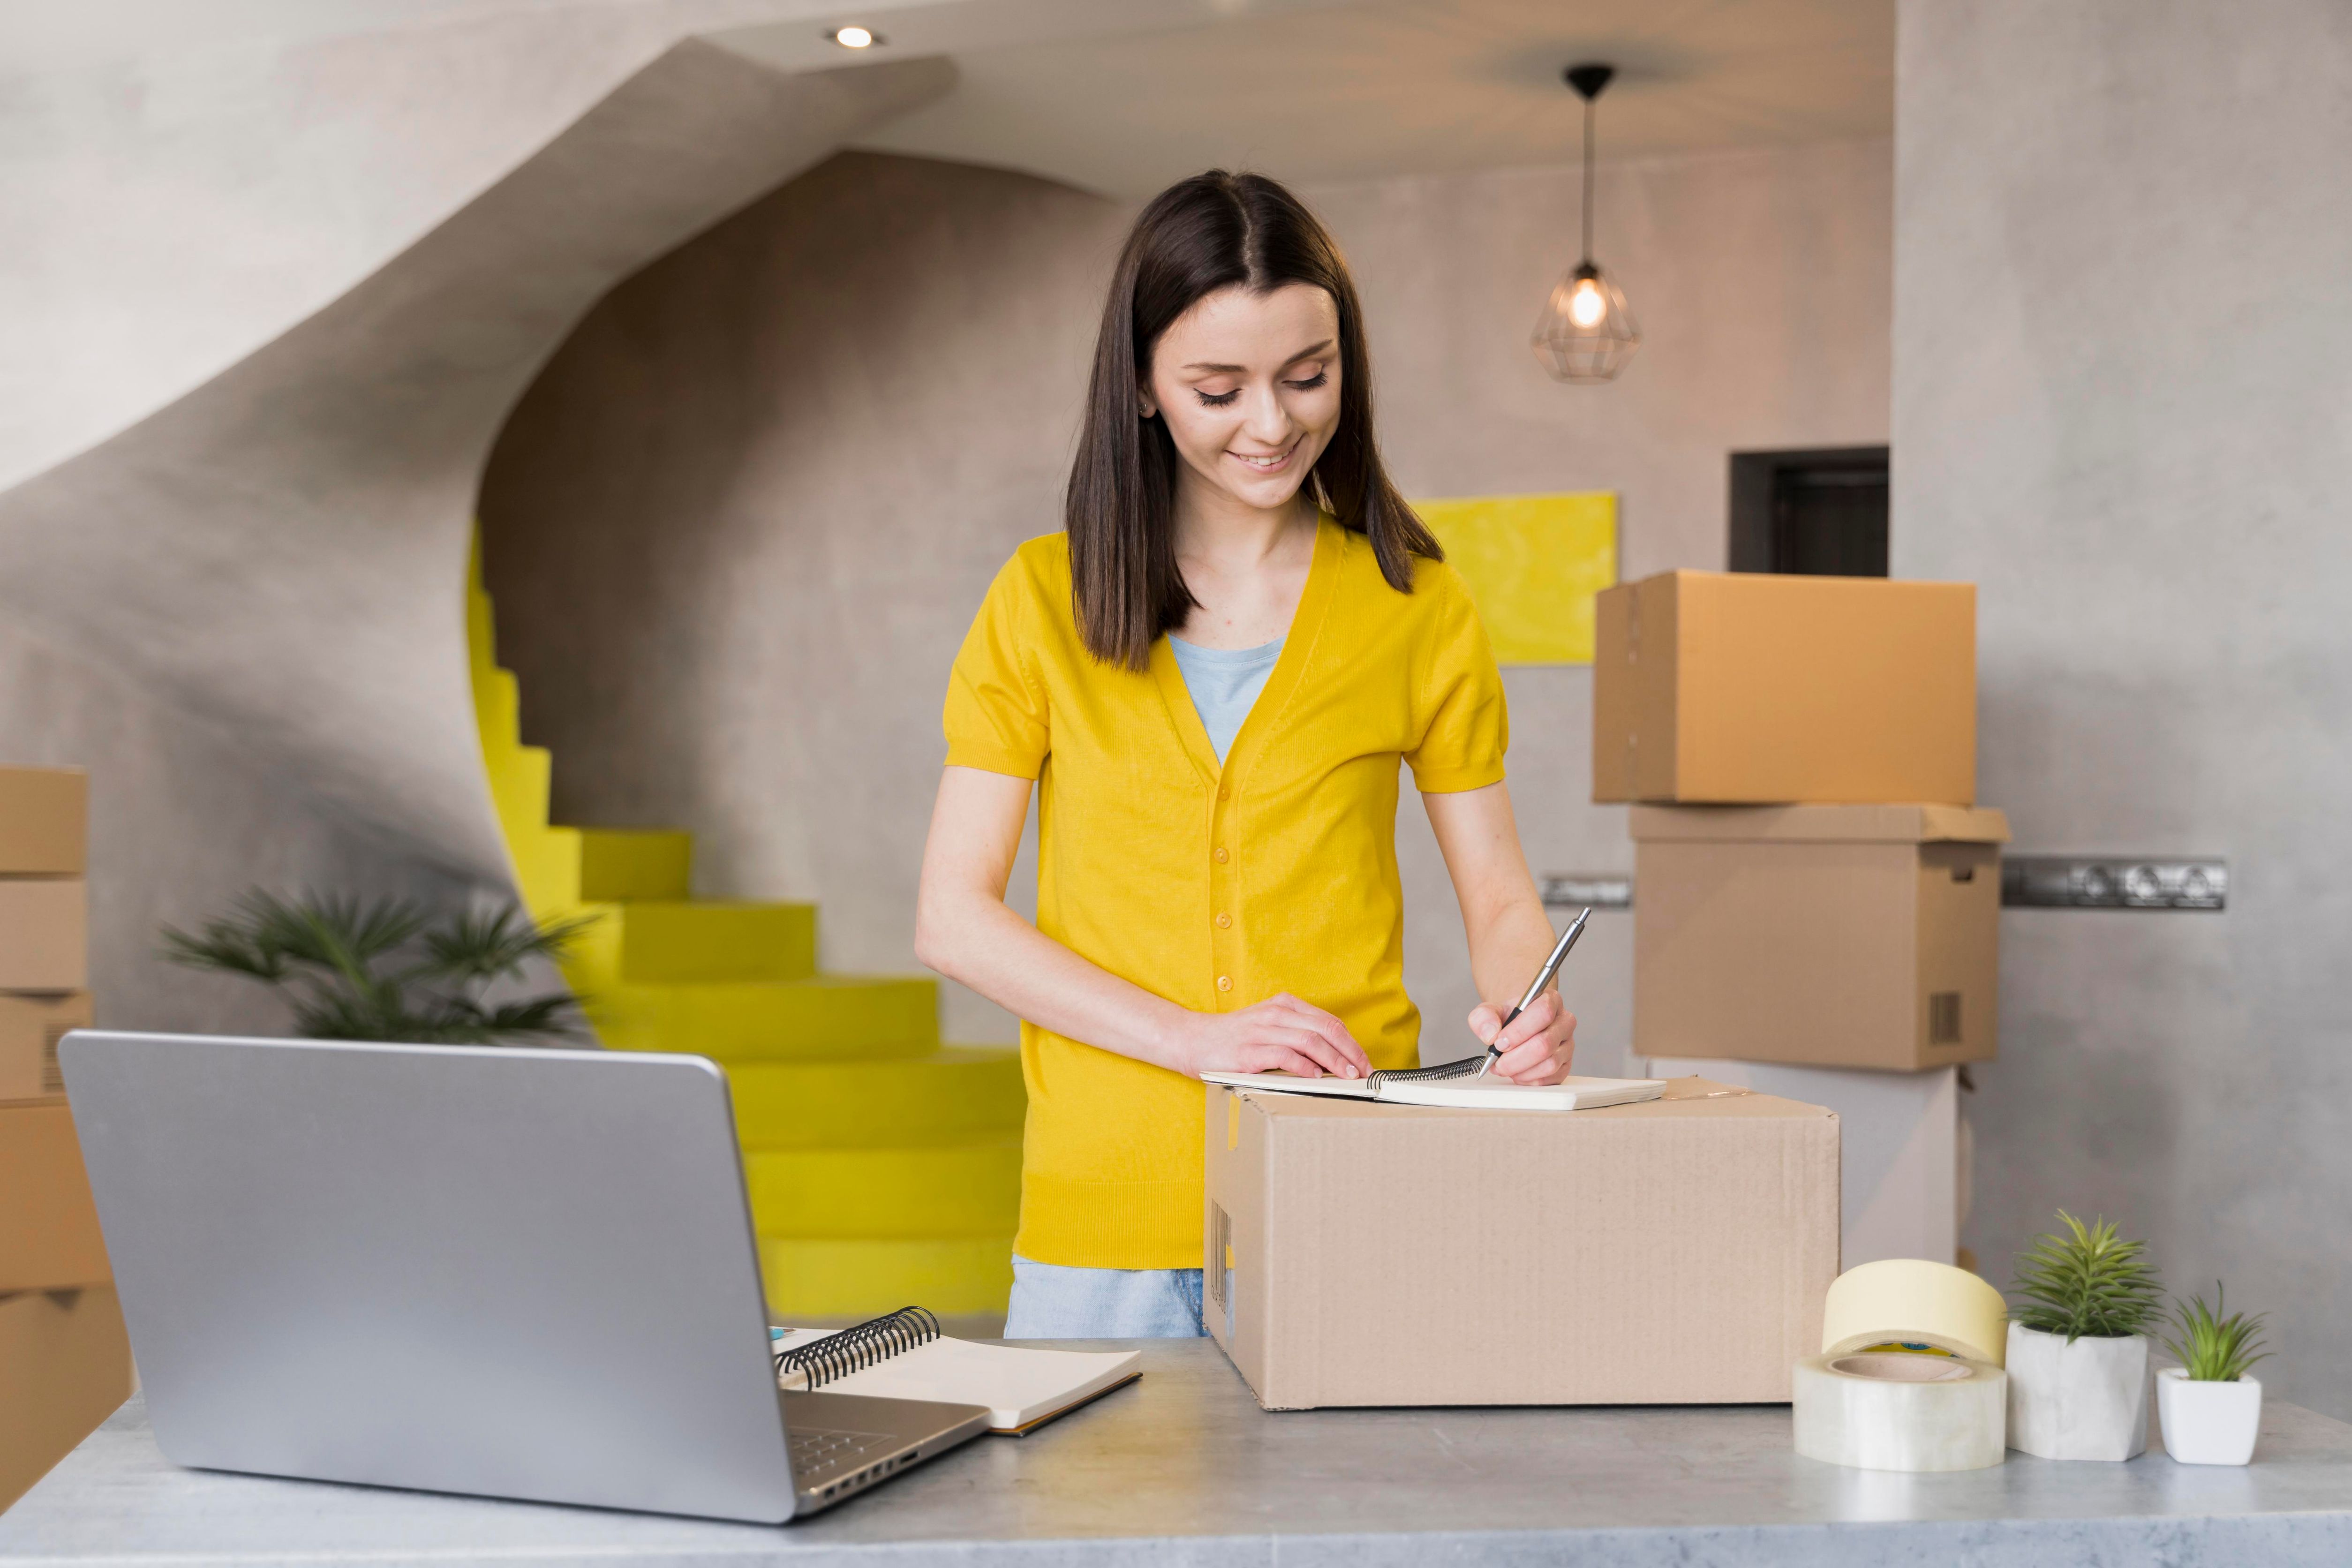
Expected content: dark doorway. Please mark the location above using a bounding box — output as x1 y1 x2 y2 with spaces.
1728 447 1890 577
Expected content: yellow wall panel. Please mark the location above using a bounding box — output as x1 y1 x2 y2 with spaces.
1414 492 1618 664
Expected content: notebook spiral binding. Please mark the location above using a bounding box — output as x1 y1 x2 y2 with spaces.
775 1304 942 1391
1365 1053 1485 1091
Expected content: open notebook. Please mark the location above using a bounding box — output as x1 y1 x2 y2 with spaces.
770 1308 1140 1435
1204 1055 1666 1112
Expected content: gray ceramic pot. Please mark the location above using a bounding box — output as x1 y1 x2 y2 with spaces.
2005 1322 2148 1460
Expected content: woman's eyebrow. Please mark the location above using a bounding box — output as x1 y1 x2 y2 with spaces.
1180 339 1337 374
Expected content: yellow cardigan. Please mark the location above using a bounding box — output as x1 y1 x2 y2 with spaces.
942 517 1508 1268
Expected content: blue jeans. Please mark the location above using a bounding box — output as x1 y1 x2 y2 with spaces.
1003 1254 1207 1339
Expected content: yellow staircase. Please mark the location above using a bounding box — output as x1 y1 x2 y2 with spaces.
466 547 1020 1316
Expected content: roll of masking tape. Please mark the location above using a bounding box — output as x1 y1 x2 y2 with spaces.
1819 1258 2008 1367
1792 1350 2008 1472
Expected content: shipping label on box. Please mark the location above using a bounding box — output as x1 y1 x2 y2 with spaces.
1594 571 1976 805
1203 1079 1838 1410
1633 804 2007 1072
0 992 91 1103
0 879 87 992
0 768 86 876
0 1101 114 1291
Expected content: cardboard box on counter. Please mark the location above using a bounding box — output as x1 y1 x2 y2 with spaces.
0 992 91 1103
1203 1078 1837 1410
1593 571 1976 804
0 878 86 991
0 1101 113 1292
1634 804 2006 1072
0 1284 134 1511
0 767 86 875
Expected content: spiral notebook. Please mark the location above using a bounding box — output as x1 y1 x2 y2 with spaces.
770 1307 1141 1435
1203 1055 1666 1111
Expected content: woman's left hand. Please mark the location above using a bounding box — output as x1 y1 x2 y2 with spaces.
1465 990 1576 1085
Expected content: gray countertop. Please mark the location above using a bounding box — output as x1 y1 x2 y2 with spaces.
6 1340 2352 1566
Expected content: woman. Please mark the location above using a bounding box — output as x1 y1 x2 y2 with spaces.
915 171 1576 1339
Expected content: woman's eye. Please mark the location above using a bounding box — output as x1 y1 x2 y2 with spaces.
1195 388 1241 407
1286 370 1329 391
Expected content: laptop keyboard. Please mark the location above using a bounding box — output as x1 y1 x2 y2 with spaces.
790 1425 897 1478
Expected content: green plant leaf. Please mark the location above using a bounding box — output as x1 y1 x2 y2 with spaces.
162 888 584 1049
2010 1209 2164 1341
160 918 290 981
475 994 584 1042
408 906 593 985
2162 1284 2270 1382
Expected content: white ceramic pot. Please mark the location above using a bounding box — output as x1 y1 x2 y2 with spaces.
2157 1367 2262 1465
2005 1322 2149 1460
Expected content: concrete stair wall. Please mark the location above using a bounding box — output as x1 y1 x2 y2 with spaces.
467 545 1019 1317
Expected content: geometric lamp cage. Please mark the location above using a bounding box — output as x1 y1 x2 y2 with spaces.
1531 261 1641 384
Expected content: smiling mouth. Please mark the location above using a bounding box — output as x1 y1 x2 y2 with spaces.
1229 436 1303 473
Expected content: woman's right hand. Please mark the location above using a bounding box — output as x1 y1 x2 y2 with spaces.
1170 993 1372 1081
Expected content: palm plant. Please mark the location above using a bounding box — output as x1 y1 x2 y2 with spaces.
163 890 590 1045
2011 1210 2164 1342
2164 1286 2270 1382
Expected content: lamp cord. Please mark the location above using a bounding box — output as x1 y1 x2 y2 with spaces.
1581 95 1597 266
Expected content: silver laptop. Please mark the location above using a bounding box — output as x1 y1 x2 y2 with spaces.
58 1031 990 1523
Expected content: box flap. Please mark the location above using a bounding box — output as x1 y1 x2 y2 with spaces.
1629 803 2010 845
1230 1075 1833 1123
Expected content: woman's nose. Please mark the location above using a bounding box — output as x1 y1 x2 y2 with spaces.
1242 384 1291 444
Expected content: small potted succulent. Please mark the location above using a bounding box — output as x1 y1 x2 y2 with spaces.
2006 1211 2164 1459
2156 1286 2269 1465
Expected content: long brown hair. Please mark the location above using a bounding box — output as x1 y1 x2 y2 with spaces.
1065 170 1439 669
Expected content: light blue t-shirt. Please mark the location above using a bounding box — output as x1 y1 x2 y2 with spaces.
1168 635 1284 764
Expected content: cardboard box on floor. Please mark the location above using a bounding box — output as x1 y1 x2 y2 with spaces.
0 877 86 991
0 1101 113 1292
1593 571 1976 804
1203 1078 1838 1410
0 1284 134 1511
0 992 91 1102
0 767 86 875
1634 804 2007 1072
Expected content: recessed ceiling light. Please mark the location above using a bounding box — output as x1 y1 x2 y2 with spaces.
829 25 880 48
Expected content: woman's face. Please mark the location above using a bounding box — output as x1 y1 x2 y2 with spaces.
1142 282 1343 517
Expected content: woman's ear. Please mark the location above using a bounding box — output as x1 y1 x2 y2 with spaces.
1137 387 1158 420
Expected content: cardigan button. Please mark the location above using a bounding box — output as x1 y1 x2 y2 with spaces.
1218 787 1230 801
1216 913 1232 929
1213 846 1229 864
1216 976 1233 992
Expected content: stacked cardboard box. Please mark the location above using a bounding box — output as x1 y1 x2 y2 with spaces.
0 767 129 1509
0 769 92 1101
1595 573 1997 1267
1596 572 1998 1070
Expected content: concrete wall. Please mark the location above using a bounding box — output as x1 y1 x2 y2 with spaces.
0 12 949 1031
0 624 472 1038
1894 0 2352 1417
481 139 1893 1057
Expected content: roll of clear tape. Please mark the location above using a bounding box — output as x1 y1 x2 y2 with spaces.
1792 1351 2008 1472
1820 1258 2008 1367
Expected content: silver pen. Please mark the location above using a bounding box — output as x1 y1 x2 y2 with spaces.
1472 906 1591 1079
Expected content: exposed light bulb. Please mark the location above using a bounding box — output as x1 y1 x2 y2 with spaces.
1531 264 1640 384
831 25 875 47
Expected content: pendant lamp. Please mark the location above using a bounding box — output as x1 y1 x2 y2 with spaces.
1531 63 1640 384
